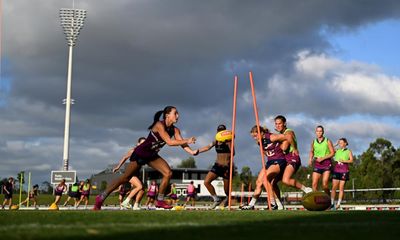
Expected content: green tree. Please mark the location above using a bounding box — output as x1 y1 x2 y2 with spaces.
177 157 197 168
239 166 252 189
354 138 396 201
41 181 53 194
17 171 25 184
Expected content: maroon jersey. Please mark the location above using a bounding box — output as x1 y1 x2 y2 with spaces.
132 121 175 159
263 132 286 160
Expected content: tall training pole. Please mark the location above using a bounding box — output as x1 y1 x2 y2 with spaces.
249 71 272 210
228 75 238 210
27 172 31 207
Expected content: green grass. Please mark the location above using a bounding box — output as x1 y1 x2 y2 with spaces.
1 210 399 239
2 194 129 206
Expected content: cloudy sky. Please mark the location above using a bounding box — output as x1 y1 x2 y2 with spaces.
1 0 400 185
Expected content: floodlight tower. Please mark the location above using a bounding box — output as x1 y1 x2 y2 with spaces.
60 8 87 171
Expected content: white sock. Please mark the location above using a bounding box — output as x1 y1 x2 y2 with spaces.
249 197 257 207
211 195 219 202
133 202 139 208
331 198 335 205
337 199 341 206
157 194 164 201
275 198 283 208
122 197 131 205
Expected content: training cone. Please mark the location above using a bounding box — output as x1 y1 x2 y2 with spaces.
48 203 59 211
10 204 19 210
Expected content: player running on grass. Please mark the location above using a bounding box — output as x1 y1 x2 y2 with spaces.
308 125 335 195
113 137 146 210
167 183 178 206
184 181 197 207
52 179 67 206
195 124 233 209
242 125 293 210
1 177 14 209
94 106 198 210
145 180 158 208
274 115 312 194
20 184 39 208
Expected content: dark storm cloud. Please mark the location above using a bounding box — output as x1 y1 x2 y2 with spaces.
1 0 400 182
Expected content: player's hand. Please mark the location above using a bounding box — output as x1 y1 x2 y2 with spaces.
308 160 312 166
187 137 196 144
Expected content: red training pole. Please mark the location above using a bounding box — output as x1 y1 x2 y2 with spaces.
240 183 244 206
248 182 252 204
228 75 238 210
249 71 273 211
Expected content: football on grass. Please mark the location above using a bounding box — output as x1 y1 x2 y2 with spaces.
302 191 331 211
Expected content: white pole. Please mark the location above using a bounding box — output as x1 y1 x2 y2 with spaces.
63 45 73 171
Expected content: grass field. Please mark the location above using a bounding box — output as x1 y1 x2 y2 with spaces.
1 210 399 240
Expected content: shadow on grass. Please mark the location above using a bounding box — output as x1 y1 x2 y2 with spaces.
1 211 399 240
47 211 400 240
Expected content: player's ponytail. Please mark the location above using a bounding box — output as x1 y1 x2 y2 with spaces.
148 106 176 130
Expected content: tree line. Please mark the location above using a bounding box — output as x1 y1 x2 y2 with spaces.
176 138 400 201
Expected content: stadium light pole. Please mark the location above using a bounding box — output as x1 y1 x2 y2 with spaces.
60 8 87 171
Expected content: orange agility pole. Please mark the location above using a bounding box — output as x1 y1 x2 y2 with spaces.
228 75 238 210
248 182 252 204
249 71 273 211
240 183 244 206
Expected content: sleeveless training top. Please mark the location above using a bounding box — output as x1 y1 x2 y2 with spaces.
55 185 65 194
313 138 332 168
148 184 157 196
215 141 230 154
187 184 195 194
133 121 175 159
283 128 301 163
71 185 79 193
333 148 351 173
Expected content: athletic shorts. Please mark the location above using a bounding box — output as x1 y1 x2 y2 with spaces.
68 192 78 198
266 159 286 182
147 193 156 199
130 152 160 166
266 159 286 172
82 191 90 197
332 171 349 181
55 191 63 196
170 194 178 200
313 166 331 174
187 193 196 198
210 163 230 179
4 194 12 200
286 154 301 173
75 193 82 199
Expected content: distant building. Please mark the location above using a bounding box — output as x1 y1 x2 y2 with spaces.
90 164 225 198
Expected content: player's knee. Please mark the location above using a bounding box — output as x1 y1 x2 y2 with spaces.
256 179 263 187
162 170 172 179
282 177 290 186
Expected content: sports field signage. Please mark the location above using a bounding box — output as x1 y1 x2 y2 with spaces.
51 170 76 184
